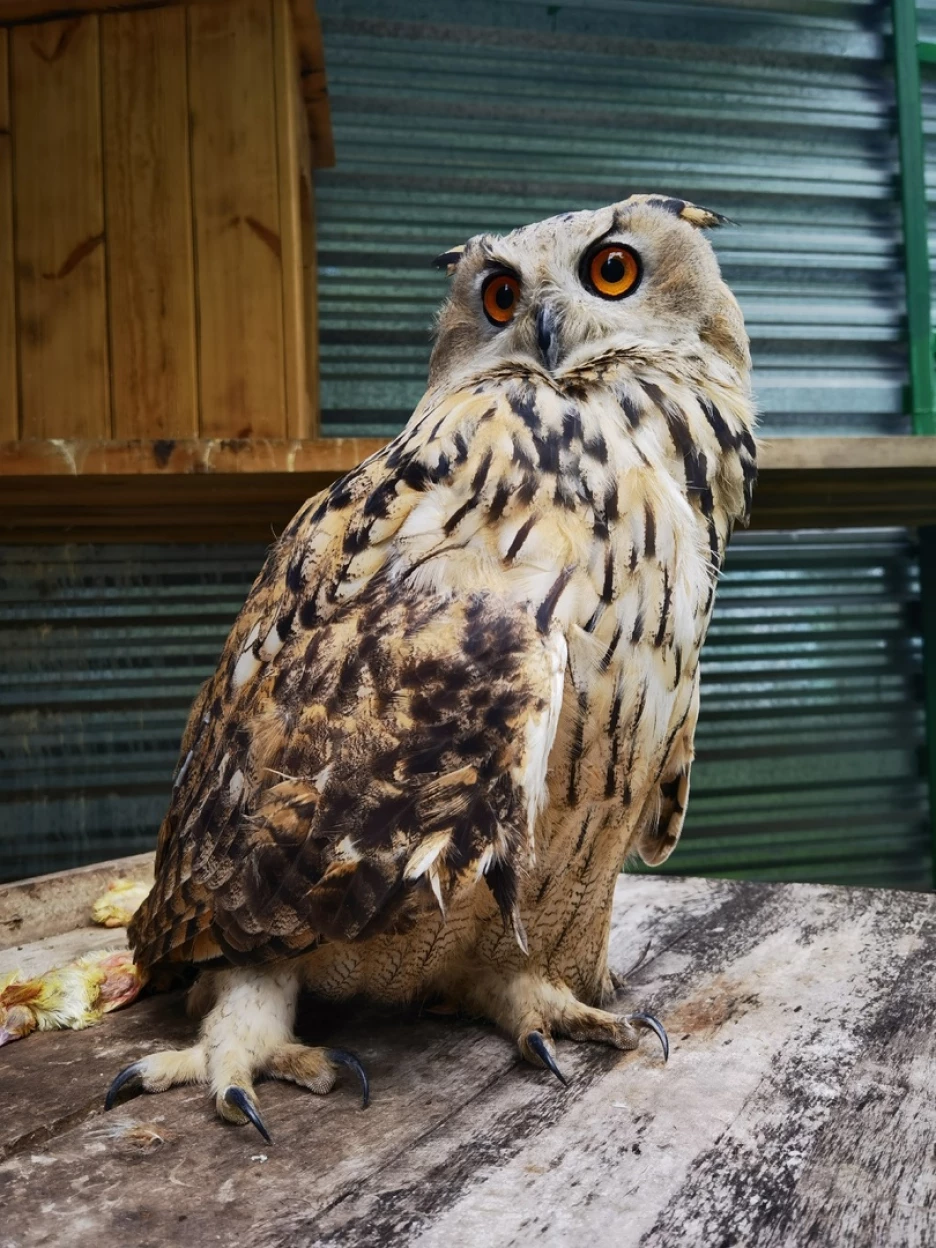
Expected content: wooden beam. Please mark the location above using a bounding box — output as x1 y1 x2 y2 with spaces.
1 436 935 541
0 0 336 167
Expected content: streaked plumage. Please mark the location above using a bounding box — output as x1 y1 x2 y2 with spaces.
112 194 756 1135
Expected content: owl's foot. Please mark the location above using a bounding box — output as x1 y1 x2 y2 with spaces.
103 966 368 1142
454 970 667 1085
520 1005 667 1084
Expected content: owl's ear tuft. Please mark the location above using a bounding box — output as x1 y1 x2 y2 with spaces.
432 245 467 275
626 194 735 229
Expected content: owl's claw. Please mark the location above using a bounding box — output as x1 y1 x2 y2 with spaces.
325 1047 371 1108
220 1085 272 1143
104 1060 146 1110
626 1012 669 1062
524 1030 569 1086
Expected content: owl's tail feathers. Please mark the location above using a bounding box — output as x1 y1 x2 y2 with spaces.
0 948 146 1046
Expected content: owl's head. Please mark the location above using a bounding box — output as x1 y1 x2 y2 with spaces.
428 194 749 391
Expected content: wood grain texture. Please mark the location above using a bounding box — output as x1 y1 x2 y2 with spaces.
188 0 287 439
102 6 198 439
12 15 110 438
273 0 308 438
0 1 335 166
0 29 16 440
0 872 933 1245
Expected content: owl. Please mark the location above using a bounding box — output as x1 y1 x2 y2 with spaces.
106 194 756 1140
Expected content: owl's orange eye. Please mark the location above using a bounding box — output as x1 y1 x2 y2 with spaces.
482 273 521 325
584 244 640 299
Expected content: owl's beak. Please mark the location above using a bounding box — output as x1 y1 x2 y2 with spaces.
534 305 561 372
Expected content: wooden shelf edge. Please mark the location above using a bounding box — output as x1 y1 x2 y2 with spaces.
0 436 388 476
3 435 936 477
2 436 936 541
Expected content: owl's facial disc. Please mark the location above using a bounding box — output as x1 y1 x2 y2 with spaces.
429 195 750 390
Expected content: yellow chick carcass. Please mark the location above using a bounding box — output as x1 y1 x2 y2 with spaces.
0 948 144 1046
90 878 152 928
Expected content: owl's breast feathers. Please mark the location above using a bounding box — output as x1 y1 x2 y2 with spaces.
130 359 756 972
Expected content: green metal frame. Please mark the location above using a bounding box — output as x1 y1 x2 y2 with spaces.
893 0 936 882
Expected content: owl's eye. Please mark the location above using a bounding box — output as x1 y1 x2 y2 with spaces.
583 244 641 299
482 273 521 326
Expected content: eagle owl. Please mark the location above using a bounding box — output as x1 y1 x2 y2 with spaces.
107 194 756 1139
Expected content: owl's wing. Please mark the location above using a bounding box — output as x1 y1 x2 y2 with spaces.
131 391 567 969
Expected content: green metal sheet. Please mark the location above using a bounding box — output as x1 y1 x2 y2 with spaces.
315 0 908 439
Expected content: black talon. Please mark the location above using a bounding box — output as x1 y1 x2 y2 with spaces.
104 1060 146 1111
326 1047 370 1109
223 1086 272 1143
526 1030 568 1086
626 1012 670 1063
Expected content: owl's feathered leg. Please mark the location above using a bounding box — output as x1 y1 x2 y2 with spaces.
451 969 667 1083
104 965 368 1141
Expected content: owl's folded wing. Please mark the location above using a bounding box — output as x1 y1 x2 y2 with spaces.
131 584 566 968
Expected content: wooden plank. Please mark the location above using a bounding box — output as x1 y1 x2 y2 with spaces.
188 0 287 439
0 30 16 440
299 132 321 428
0 875 934 1244
0 852 153 950
2 436 936 540
12 15 110 438
0 1 336 168
273 0 308 439
101 6 198 439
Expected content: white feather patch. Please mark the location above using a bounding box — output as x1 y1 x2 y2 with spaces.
519 631 567 860
404 831 450 882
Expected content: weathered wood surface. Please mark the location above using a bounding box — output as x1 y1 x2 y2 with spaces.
0 852 154 950
1 870 934 1247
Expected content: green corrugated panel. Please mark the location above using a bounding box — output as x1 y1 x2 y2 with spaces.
315 0 907 439
0 532 928 888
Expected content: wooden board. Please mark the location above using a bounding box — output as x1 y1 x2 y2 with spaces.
0 436 935 541
273 0 309 438
1 870 934 1246
188 0 287 439
0 30 15 440
101 5 198 440
11 16 110 438
0 0 336 168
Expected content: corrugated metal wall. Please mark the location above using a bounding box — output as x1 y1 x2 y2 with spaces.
1 533 928 888
1 1 931 891
314 0 907 439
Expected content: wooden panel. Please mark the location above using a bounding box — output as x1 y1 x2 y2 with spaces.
273 0 308 437
0 29 16 440
188 0 287 439
12 16 110 438
101 6 197 439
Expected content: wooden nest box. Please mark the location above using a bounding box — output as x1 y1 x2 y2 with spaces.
0 0 332 445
